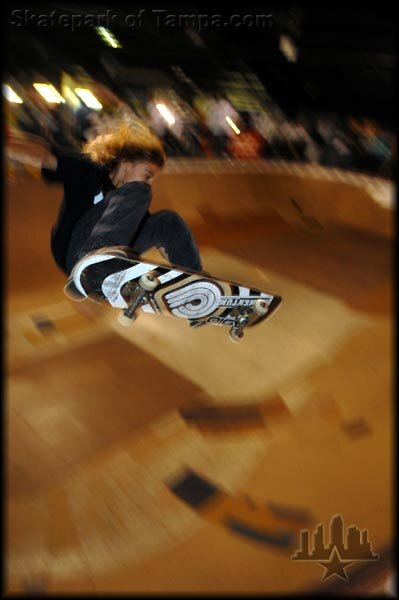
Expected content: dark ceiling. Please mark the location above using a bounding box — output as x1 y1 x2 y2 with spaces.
5 2 396 124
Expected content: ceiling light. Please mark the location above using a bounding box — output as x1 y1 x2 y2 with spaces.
33 83 65 103
3 84 23 103
74 88 103 110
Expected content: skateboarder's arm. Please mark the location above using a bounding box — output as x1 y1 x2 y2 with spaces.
41 148 99 186
6 130 99 186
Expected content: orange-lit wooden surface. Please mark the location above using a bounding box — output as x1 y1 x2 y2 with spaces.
6 162 393 593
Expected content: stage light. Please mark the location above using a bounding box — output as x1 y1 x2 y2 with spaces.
96 26 122 49
33 83 65 103
3 85 23 103
226 116 240 134
74 88 103 110
156 103 176 125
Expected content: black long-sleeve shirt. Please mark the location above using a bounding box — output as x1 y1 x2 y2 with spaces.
41 148 116 273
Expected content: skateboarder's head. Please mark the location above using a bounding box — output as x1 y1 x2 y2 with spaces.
83 121 166 187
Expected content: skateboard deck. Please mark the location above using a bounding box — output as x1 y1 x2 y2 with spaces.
65 247 282 341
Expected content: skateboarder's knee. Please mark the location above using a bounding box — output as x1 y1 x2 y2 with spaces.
118 181 152 209
157 209 185 228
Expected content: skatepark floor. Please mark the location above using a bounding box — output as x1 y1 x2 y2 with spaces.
5 164 393 594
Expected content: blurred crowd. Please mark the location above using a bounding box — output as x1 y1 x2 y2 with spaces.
5 86 395 179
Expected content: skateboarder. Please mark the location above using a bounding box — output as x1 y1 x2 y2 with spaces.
9 122 203 275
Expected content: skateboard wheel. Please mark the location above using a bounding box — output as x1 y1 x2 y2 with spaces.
254 299 269 316
229 328 244 343
139 272 160 291
118 311 136 326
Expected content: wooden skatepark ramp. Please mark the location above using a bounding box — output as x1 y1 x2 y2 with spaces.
5 160 394 594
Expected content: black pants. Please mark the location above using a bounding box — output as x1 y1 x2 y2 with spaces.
66 181 202 274
211 132 229 157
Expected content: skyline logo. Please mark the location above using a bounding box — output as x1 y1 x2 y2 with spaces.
292 514 379 581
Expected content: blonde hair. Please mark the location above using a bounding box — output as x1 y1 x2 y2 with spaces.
83 119 166 171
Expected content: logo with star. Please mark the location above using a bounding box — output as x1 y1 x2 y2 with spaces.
317 547 353 581
291 514 379 582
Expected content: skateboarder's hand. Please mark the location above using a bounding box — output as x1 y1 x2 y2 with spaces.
5 131 57 170
158 247 169 260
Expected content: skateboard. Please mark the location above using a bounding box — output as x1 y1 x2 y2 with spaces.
65 247 282 342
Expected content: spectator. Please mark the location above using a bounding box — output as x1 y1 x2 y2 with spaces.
75 105 99 143
205 93 239 157
270 121 297 160
228 112 264 159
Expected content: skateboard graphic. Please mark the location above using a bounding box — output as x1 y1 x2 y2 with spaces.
65 247 282 342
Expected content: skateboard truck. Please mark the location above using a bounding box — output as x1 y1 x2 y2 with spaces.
229 310 250 342
118 272 160 326
229 299 269 343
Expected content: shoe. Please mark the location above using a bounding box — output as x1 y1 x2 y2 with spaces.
69 249 129 298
